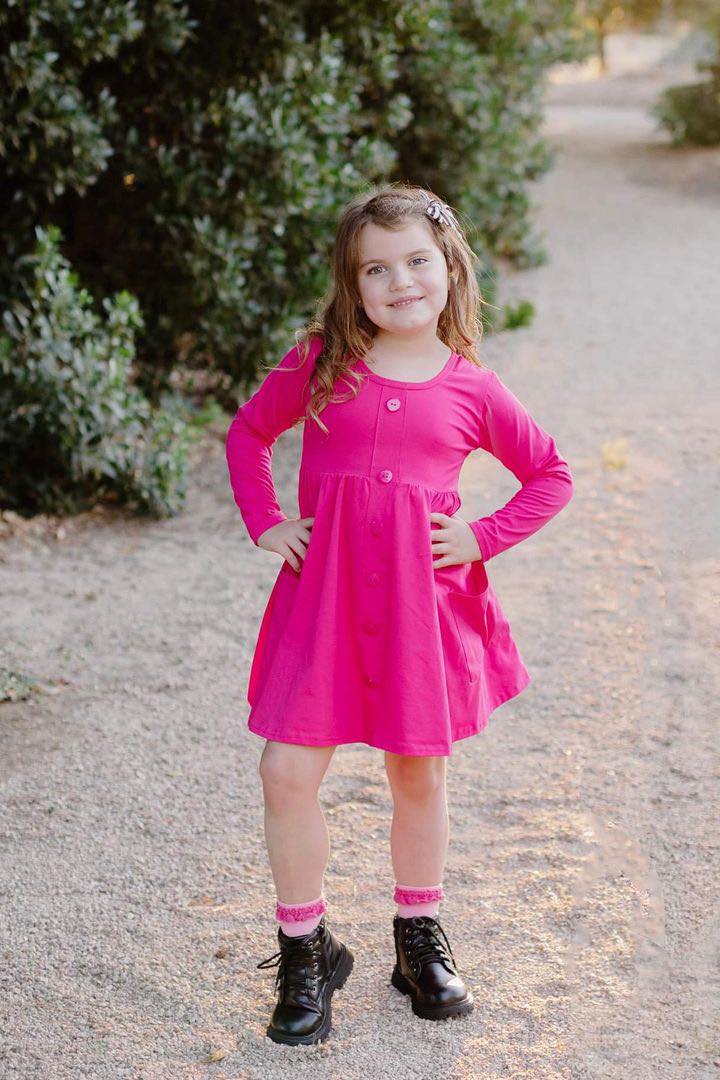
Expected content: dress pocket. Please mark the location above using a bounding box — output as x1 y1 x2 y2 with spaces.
448 587 496 683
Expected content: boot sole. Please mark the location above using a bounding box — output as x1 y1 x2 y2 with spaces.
265 944 355 1045
391 965 474 1021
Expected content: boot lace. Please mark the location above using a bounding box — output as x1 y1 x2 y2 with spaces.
404 916 457 974
256 932 323 1002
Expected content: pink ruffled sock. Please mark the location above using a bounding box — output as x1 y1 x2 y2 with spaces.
276 894 326 937
394 882 444 919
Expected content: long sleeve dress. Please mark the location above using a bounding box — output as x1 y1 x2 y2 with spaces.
225 334 574 756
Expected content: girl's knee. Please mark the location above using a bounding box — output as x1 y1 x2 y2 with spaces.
258 741 331 804
384 752 446 798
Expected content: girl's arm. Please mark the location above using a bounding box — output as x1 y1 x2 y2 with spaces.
468 370 574 562
225 336 321 545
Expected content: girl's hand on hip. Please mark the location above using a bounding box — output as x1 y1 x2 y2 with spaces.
429 512 483 569
257 517 315 573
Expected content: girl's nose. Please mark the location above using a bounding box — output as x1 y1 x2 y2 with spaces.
390 270 413 289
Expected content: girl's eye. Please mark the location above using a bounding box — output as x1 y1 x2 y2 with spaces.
367 257 427 275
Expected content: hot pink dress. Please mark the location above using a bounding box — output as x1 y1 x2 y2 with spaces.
225 335 573 756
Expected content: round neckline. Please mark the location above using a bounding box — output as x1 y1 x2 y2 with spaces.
355 351 457 389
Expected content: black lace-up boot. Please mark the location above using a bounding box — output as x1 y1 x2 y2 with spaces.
391 914 474 1020
256 916 354 1044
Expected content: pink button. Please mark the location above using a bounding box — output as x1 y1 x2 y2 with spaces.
364 674 378 687
367 572 380 586
386 398 401 411
379 469 393 483
364 622 380 635
369 518 382 535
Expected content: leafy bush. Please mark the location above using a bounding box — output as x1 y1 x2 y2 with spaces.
0 0 586 403
503 299 536 330
652 8 720 145
0 226 190 516
652 72 720 145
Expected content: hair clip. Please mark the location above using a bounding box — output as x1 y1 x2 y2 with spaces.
420 192 461 233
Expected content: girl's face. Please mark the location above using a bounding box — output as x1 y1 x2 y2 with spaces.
355 220 449 337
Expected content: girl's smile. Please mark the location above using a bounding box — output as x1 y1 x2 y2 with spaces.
388 295 424 307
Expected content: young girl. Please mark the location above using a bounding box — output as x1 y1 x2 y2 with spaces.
225 184 574 1046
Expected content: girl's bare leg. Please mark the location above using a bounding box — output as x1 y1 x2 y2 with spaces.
258 740 337 902
384 752 449 885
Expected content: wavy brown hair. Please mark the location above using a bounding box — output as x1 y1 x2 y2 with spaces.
262 182 488 436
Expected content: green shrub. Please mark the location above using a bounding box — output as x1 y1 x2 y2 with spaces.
503 299 535 330
652 74 720 145
0 0 585 403
652 8 720 146
0 226 190 516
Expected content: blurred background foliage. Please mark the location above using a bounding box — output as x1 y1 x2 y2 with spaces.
0 0 716 516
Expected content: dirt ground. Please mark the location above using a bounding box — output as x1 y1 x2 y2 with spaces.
1 31 719 1080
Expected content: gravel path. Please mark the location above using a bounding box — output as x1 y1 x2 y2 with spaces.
2 36 719 1080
